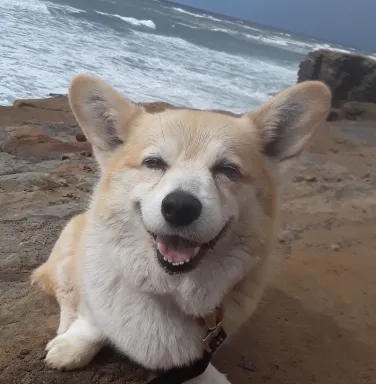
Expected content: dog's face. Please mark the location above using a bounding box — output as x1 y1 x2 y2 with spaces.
118 110 266 275
69 75 330 284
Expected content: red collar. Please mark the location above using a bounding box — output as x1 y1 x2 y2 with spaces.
196 306 223 326
196 306 225 353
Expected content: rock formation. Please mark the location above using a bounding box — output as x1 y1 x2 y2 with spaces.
298 49 376 120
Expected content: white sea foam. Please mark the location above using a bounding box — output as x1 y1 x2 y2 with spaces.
46 2 86 14
210 27 238 36
95 10 156 29
176 22 201 29
0 1 296 111
0 0 50 14
1 0 361 113
172 7 223 23
311 44 354 54
171 5 355 56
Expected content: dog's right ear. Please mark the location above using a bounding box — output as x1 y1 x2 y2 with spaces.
69 74 143 169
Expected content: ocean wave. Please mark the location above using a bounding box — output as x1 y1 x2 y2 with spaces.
311 44 354 54
95 10 156 29
172 7 223 23
239 32 351 55
46 2 86 14
172 6 264 33
0 0 50 14
211 27 235 34
210 27 239 38
258 36 289 47
237 24 263 33
1 3 297 112
176 22 201 29
241 33 293 49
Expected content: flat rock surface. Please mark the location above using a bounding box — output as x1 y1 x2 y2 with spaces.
1 98 376 383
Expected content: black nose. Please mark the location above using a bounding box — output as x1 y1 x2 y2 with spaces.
161 191 202 226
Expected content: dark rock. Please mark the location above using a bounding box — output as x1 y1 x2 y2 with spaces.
293 174 318 183
298 50 376 109
327 109 340 122
340 101 376 121
48 93 67 98
76 133 87 142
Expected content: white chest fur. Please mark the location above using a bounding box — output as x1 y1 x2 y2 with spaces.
81 247 207 370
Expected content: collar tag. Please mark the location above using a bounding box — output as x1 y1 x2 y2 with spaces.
202 309 227 353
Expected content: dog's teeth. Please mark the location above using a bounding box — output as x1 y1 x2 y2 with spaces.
193 247 200 256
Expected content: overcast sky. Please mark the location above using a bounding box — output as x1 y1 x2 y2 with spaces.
172 0 376 52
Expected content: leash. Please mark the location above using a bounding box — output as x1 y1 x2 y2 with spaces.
147 307 227 383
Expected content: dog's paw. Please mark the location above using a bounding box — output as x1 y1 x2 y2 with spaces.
45 335 94 370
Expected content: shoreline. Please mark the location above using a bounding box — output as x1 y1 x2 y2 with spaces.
2 93 376 126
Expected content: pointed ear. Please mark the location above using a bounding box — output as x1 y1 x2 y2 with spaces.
248 81 331 180
68 74 143 169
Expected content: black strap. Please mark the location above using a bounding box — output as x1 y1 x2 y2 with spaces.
147 310 227 383
147 351 212 384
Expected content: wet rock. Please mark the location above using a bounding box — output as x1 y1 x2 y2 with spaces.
48 93 67 98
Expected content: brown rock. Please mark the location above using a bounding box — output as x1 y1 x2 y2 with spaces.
297 50 376 108
293 174 318 183
1 125 92 161
76 133 87 142
341 101 376 121
141 101 177 113
13 96 70 112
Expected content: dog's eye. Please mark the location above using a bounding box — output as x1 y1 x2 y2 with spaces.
211 162 242 181
142 157 167 170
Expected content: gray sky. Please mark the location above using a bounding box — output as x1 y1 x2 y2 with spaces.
172 0 376 52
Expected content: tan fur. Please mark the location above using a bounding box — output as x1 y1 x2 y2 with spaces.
32 213 86 332
31 74 331 378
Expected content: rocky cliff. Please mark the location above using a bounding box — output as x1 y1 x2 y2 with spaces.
298 49 376 120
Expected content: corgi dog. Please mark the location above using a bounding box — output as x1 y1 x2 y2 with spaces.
31 74 331 383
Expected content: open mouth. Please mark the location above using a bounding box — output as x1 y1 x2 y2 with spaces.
148 223 230 275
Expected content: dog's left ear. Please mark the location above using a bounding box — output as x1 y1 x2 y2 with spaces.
247 81 331 180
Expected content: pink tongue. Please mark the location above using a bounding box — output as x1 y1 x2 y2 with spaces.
156 235 198 263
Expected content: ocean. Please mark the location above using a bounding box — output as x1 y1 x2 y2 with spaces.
0 0 368 112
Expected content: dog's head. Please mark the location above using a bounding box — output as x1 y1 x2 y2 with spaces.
69 75 330 283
